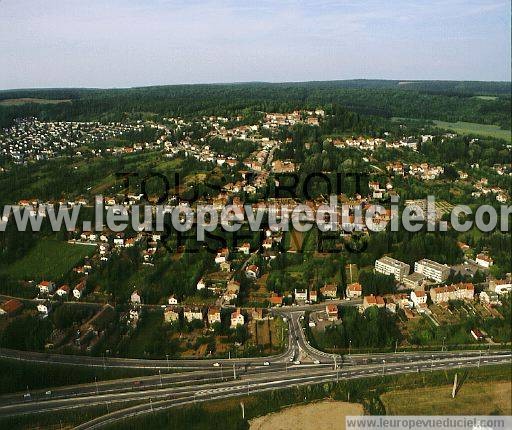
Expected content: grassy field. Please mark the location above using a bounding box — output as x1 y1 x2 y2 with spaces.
433 120 511 141
0 98 71 106
381 380 511 415
0 357 155 395
1 239 94 281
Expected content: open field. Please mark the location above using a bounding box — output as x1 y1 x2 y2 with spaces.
249 400 363 430
0 98 71 106
0 240 94 281
381 381 512 415
433 120 511 141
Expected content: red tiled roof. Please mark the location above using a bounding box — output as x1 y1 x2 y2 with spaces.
1 299 23 315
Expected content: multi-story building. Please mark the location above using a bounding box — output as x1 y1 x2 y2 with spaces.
403 272 426 289
414 259 451 283
429 283 474 304
375 256 410 281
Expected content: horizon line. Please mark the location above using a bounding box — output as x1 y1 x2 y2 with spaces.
1 78 511 93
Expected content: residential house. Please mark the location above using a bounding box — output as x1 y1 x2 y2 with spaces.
129 308 140 323
309 290 318 303
294 288 308 302
480 290 500 305
37 280 55 294
215 248 229 264
163 307 180 324
320 284 337 299
207 307 221 325
197 278 206 291
250 308 265 321
73 281 87 300
476 254 494 269
224 280 241 302
0 299 23 317
245 264 260 279
56 285 70 298
346 282 362 298
429 282 475 304
230 308 245 328
269 294 283 307
489 278 512 295
131 290 142 305
326 303 338 321
238 242 251 255
184 307 203 323
168 295 178 305
37 301 52 317
363 294 385 310
410 290 427 308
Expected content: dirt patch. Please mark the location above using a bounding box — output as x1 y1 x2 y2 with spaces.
249 400 364 430
381 381 512 415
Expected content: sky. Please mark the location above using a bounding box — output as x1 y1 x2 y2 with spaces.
0 0 510 89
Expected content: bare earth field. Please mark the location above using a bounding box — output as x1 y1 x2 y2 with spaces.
381 381 512 416
249 400 364 430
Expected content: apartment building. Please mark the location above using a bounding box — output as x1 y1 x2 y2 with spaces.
375 256 410 281
429 282 474 304
414 259 451 283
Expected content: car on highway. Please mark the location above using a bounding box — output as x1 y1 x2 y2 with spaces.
45 390 52 395
313 360 321 364
263 361 270 366
23 393 31 399
293 360 301 365
213 362 221 367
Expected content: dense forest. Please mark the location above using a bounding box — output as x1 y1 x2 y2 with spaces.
0 80 510 129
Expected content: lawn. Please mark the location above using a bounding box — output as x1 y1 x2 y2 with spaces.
381 380 511 415
433 120 511 141
1 239 94 281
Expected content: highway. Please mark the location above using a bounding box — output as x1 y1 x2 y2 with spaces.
0 305 510 429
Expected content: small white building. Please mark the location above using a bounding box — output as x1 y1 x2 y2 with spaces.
410 290 427 308
131 290 142 304
230 308 245 328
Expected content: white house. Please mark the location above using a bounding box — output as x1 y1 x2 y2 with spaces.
184 307 203 322
294 289 308 302
168 295 178 305
37 281 55 294
237 242 251 254
480 290 500 305
230 308 245 328
37 302 52 317
196 278 206 290
56 285 70 297
215 248 229 264
245 265 260 279
73 281 86 299
131 290 142 304
475 254 494 269
410 290 427 308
